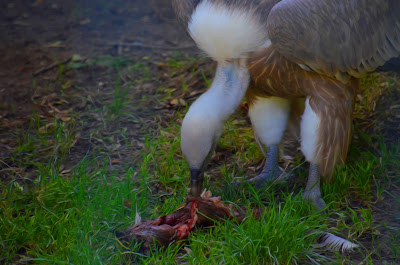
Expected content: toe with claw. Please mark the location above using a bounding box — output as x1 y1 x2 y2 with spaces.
303 163 327 211
303 190 327 211
247 167 290 188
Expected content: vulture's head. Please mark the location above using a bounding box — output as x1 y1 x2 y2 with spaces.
180 93 221 196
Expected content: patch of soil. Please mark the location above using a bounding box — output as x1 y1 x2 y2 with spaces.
0 0 205 167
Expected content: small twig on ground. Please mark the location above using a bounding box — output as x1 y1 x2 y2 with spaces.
0 160 26 180
33 56 72 77
152 91 204 110
183 91 203 100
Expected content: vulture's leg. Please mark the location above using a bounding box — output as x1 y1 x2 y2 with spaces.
247 97 291 187
303 164 326 210
300 98 326 210
300 87 355 211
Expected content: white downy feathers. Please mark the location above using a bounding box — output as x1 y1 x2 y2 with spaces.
300 98 320 164
135 203 142 226
248 97 291 147
188 0 267 62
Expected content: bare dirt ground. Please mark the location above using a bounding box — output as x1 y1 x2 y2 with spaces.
0 0 212 170
1 0 399 263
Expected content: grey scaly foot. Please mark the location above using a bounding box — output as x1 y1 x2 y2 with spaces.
248 166 289 188
302 163 327 211
236 145 290 188
303 190 327 210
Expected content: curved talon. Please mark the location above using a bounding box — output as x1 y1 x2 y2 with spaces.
302 191 327 211
247 173 277 188
235 168 291 188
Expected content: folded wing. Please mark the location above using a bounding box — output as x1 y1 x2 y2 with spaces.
267 0 400 81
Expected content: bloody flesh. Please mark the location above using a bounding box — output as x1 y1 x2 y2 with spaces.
120 192 249 249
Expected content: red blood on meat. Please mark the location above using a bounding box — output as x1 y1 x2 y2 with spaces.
120 196 252 250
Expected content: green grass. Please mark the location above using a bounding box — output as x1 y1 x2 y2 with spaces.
2 112 398 264
1 59 399 264
1 159 142 264
184 193 327 264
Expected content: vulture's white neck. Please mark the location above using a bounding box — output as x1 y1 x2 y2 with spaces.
200 62 249 120
181 0 264 170
181 61 249 170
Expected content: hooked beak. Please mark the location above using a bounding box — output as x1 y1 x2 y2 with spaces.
190 168 204 197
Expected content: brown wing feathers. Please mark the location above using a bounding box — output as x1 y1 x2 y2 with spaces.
173 0 394 178
248 47 357 177
267 0 400 80
309 80 357 177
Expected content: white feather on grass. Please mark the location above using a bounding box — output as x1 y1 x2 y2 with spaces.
135 203 142 226
313 232 359 253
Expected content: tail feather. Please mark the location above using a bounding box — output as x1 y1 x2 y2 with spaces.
377 56 400 72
